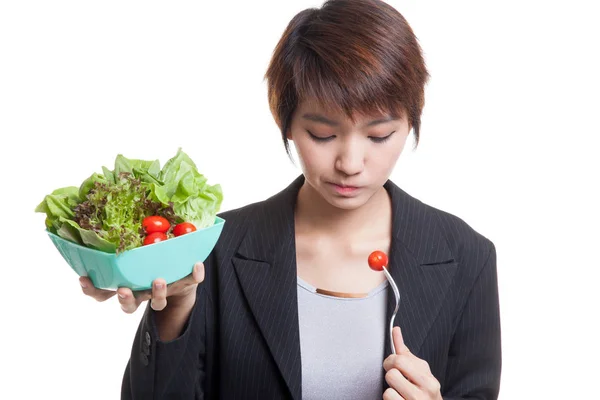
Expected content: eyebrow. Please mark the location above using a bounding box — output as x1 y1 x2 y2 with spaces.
301 113 398 127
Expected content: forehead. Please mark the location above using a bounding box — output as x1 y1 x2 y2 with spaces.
295 98 402 123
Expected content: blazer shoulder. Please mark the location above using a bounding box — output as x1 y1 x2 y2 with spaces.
212 199 269 252
419 198 495 270
217 196 271 226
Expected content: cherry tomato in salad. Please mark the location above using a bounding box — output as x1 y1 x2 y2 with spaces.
173 222 197 237
368 250 388 271
143 232 168 245
142 216 170 234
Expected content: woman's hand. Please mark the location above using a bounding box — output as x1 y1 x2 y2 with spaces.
382 327 442 400
79 262 205 313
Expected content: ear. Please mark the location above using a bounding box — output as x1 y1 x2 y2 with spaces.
286 129 293 141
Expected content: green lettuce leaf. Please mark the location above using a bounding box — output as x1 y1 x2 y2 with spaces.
102 166 115 184
58 218 117 253
76 173 148 252
159 148 198 198
157 148 223 228
35 186 80 233
114 154 161 181
78 172 110 202
36 148 223 253
173 182 223 229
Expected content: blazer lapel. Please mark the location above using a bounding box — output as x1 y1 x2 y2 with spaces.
382 180 458 362
229 175 458 398
232 176 304 400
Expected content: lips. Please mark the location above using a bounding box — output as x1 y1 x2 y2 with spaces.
328 182 361 196
330 182 360 189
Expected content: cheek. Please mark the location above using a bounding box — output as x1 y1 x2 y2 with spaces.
295 140 329 171
368 137 406 172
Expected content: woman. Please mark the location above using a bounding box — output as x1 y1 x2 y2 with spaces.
80 0 501 398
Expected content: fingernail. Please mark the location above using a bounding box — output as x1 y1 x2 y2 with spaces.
155 283 164 290
80 280 87 289
118 293 125 299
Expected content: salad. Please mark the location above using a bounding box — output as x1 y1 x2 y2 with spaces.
35 148 223 254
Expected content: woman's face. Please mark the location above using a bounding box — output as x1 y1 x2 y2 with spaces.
288 100 411 211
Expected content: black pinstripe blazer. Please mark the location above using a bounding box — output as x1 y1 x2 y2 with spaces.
121 174 501 399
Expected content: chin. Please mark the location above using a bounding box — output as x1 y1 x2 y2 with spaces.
329 199 365 211
320 189 369 211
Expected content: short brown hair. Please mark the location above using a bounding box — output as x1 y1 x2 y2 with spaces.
265 0 430 157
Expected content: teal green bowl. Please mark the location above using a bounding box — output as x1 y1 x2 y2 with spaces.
47 217 225 291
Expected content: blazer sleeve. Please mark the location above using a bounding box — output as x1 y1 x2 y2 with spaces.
120 256 213 400
443 242 502 400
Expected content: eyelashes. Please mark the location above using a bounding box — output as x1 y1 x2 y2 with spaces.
306 130 396 143
306 130 335 143
369 131 395 143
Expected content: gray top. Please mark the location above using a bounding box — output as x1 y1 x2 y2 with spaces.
297 276 388 400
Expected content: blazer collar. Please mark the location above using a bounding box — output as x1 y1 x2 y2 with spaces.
235 174 454 263
232 175 457 399
380 179 458 364
234 175 302 263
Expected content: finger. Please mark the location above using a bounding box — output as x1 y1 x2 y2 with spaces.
383 387 405 400
117 287 139 314
166 262 205 296
192 262 205 283
150 279 168 311
393 326 410 354
384 353 434 388
383 354 413 372
383 354 397 372
80 276 116 302
133 289 152 309
179 262 205 286
385 369 418 399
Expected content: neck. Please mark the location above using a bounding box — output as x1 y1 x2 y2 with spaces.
294 181 391 238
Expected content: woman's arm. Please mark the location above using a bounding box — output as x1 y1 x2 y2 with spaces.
121 256 214 399
443 243 502 399
154 287 200 342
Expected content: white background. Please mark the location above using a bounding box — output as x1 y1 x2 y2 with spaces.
1 1 599 398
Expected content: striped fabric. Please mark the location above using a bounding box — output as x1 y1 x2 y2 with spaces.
121 174 501 399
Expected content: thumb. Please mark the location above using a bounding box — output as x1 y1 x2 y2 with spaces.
182 262 205 286
393 326 410 354
192 262 205 283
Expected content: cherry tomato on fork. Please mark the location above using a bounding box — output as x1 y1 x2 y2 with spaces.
368 250 388 271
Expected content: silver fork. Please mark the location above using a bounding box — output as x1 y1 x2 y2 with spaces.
382 266 401 355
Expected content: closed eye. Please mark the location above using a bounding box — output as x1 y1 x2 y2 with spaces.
369 131 396 143
307 130 335 142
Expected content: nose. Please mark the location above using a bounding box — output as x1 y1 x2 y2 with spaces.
334 137 364 176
